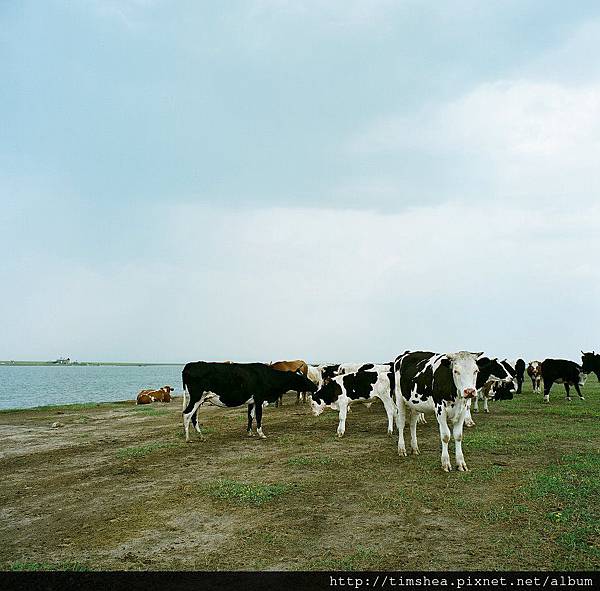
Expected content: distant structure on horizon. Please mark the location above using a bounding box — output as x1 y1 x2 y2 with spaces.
52 357 71 365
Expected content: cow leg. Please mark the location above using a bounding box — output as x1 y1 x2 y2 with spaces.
473 396 479 412
453 416 468 472
409 411 420 455
483 396 490 413
573 383 585 400
247 404 255 436
396 400 407 456
516 379 523 395
435 407 452 472
183 400 202 443
337 400 348 438
564 383 571 401
543 380 551 403
464 403 475 428
417 412 427 425
255 403 267 439
190 409 202 434
378 394 396 436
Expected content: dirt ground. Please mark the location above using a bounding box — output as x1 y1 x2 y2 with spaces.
1 381 598 571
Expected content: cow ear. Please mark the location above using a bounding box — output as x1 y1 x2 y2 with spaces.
445 353 456 361
474 351 484 358
440 358 451 367
582 350 585 355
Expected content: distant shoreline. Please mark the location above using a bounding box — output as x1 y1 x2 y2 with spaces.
0 361 183 367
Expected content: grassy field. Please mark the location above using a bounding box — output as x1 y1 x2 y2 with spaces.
0 375 598 571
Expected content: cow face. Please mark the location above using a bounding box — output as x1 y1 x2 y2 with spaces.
578 371 588 387
581 351 600 376
446 351 481 398
309 381 342 416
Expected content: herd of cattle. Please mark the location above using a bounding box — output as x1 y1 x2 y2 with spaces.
136 351 600 472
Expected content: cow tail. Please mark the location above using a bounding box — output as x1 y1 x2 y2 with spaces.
182 373 188 412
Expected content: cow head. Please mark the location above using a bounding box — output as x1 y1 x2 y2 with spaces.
446 351 482 398
581 351 600 377
287 371 318 396
162 386 174 393
309 380 341 416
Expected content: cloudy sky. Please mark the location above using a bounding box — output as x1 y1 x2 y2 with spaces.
2 0 599 363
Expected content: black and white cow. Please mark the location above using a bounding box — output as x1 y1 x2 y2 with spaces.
540 359 587 403
309 366 396 437
527 361 542 394
464 357 517 427
394 351 481 472
515 358 526 394
181 362 317 441
581 351 600 381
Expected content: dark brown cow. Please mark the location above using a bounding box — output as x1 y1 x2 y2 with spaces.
269 360 309 405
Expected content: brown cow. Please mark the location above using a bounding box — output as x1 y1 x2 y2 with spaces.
269 360 309 406
136 385 174 405
527 361 542 394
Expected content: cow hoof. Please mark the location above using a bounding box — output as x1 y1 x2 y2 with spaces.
457 463 469 472
258 434 267 440
247 431 254 437
411 448 420 456
465 421 475 428
484 410 489 414
580 397 585 401
337 432 345 438
442 462 452 472
566 397 572 402
398 448 407 457
387 430 394 437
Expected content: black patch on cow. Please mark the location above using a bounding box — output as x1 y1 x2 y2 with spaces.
491 381 514 401
358 363 374 372
500 360 517 378
398 352 456 405
476 357 510 389
341 371 378 400
321 364 341 383
312 380 343 405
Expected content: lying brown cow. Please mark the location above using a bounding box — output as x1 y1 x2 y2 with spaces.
136 385 174 405
269 360 309 405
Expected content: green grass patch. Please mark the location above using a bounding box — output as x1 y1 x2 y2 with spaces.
523 452 600 568
116 441 181 458
206 479 292 505
8 561 90 571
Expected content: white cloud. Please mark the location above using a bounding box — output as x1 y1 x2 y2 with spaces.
349 79 600 204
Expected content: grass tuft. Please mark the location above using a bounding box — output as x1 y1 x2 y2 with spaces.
207 479 292 505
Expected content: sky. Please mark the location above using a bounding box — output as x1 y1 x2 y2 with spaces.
1 0 599 363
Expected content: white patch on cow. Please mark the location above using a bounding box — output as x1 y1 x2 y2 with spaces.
257 427 266 440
